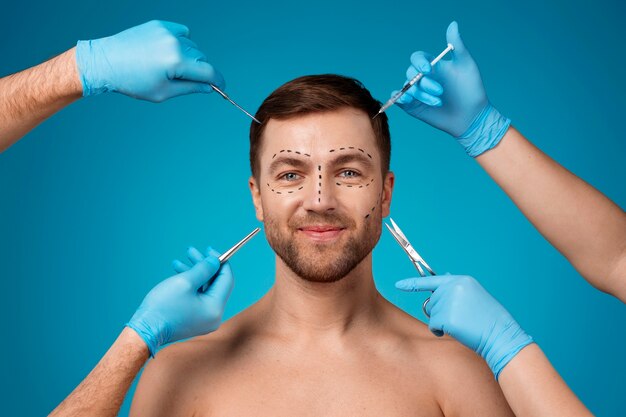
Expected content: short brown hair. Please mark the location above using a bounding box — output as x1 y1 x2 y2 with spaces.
249 74 390 178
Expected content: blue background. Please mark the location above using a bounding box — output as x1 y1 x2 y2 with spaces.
1 0 625 415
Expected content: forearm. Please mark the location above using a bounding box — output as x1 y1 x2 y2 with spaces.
476 127 626 300
49 327 149 417
0 47 82 152
498 343 592 416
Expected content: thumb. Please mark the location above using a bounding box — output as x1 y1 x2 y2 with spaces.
182 255 221 290
205 261 234 303
395 275 455 292
446 21 469 61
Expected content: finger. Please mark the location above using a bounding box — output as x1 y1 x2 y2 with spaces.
392 90 412 106
174 60 225 90
178 37 200 52
395 276 456 292
160 80 215 98
159 20 190 38
446 21 469 61
182 255 221 289
207 247 222 259
406 67 443 96
205 261 234 302
405 85 442 107
172 259 190 273
409 51 434 74
187 246 205 265
427 313 446 337
179 46 207 64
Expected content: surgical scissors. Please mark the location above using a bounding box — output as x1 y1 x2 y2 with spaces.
201 227 261 291
385 218 436 317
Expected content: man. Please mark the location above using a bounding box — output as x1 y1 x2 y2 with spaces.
129 74 516 415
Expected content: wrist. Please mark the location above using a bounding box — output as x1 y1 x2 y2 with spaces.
456 103 511 157
120 326 151 357
56 48 84 98
126 313 170 358
482 323 534 380
75 39 111 97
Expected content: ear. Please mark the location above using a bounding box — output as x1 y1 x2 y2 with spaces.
381 171 395 218
249 176 265 222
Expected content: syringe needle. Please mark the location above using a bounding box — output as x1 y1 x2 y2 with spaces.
373 43 454 119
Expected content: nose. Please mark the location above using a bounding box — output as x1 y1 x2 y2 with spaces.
301 164 339 213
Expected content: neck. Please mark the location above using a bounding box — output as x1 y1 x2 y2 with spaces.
258 253 384 340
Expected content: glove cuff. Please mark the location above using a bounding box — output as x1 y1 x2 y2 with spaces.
126 309 172 358
75 40 111 97
482 322 534 380
456 103 511 157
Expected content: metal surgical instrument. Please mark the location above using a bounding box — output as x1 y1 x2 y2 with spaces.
385 218 436 317
373 43 454 119
210 84 261 124
201 226 261 291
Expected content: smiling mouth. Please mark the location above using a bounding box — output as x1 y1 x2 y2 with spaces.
298 225 346 242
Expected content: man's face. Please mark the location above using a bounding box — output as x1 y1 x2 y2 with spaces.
249 107 394 283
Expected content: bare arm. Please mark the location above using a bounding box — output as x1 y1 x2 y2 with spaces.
0 47 82 152
49 327 149 417
498 344 592 416
476 126 626 301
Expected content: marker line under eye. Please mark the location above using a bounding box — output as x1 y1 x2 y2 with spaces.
266 182 304 195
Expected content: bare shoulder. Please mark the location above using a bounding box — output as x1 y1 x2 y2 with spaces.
129 314 255 417
383 302 514 417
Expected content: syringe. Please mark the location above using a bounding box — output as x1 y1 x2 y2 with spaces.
373 43 454 119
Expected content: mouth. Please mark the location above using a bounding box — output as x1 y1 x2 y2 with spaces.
298 225 346 242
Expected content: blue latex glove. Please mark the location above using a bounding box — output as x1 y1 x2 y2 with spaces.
76 20 225 102
396 275 533 379
126 247 233 356
394 21 511 157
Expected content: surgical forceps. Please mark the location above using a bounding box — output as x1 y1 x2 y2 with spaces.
210 84 261 124
201 226 261 291
385 218 436 317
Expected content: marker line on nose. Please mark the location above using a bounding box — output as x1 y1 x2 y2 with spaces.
318 165 322 203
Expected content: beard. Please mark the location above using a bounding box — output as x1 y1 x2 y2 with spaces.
264 208 381 283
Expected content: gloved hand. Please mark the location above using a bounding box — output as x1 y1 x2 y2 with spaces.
393 21 511 157
396 274 533 379
126 247 233 356
76 20 225 102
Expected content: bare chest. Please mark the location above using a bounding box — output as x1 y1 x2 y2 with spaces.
181 351 443 417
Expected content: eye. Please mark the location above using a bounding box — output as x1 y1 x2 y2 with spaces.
338 169 360 179
280 172 301 181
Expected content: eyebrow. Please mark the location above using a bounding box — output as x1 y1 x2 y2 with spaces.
269 156 311 173
330 152 374 169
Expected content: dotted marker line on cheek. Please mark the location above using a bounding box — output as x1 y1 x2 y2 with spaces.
364 190 383 219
